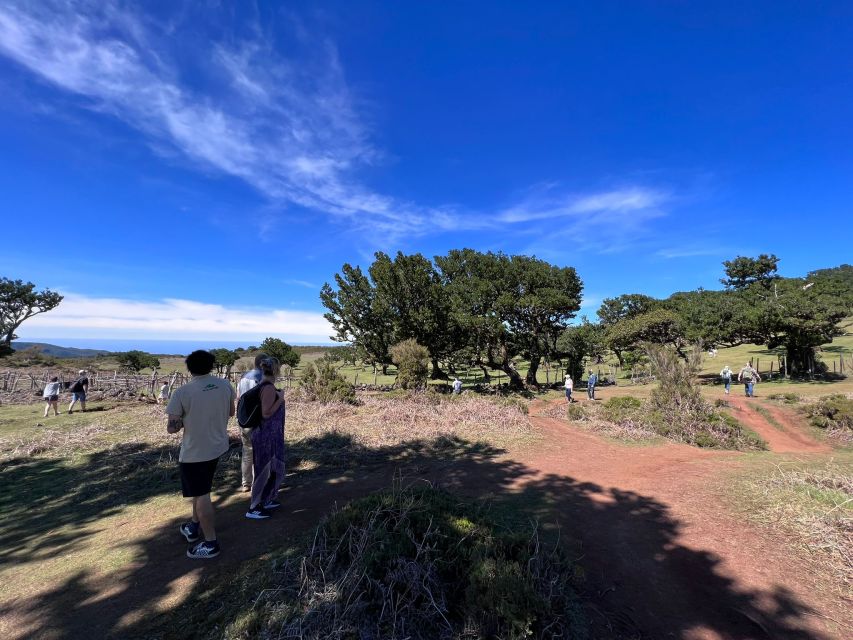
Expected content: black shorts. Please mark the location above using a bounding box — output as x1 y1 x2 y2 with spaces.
179 458 219 497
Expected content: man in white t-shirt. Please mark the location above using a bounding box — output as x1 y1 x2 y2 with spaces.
236 353 267 491
452 378 462 394
166 350 235 559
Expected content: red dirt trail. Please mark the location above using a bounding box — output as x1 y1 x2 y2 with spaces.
3 397 848 640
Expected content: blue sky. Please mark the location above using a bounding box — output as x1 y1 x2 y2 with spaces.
1 1 851 345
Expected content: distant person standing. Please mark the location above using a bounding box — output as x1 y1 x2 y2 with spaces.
166 350 236 559
564 374 574 403
42 376 61 417
68 370 89 413
738 362 761 397
452 377 462 395
720 365 733 395
158 382 170 404
587 370 598 400
237 353 268 492
245 357 286 520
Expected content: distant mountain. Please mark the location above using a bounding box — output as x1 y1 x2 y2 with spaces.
11 342 111 358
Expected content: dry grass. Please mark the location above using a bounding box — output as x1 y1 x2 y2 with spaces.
536 400 658 443
286 391 532 450
736 460 853 598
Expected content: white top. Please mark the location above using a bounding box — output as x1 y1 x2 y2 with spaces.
564 377 573 390
452 379 462 391
43 382 61 397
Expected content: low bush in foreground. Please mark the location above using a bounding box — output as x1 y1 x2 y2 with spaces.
225 485 588 640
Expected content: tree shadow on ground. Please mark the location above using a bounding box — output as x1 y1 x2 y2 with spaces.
1 432 835 639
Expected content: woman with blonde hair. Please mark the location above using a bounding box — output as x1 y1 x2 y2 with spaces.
245 357 286 520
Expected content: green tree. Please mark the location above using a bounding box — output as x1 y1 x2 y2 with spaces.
210 348 238 374
597 293 657 365
721 254 779 289
0 278 63 356
436 249 582 388
321 264 394 374
259 337 300 368
115 350 161 372
556 321 605 381
606 308 685 357
370 251 458 379
389 339 430 390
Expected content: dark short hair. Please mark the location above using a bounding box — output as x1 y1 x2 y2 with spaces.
254 352 269 368
186 350 215 375
50 376 58 382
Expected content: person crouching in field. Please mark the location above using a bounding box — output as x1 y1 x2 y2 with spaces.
43 376 61 417
564 374 573 403
166 350 236 559
245 357 286 520
738 362 761 397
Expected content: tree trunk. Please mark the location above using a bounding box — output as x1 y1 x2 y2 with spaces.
479 364 491 382
786 342 815 377
613 348 625 368
430 358 447 379
525 356 541 388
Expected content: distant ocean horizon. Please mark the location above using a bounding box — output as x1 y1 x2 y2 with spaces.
15 337 334 355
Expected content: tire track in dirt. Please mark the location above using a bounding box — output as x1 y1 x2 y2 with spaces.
725 396 829 453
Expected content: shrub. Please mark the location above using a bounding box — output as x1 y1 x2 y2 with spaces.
300 359 356 404
390 339 430 390
566 403 586 421
234 486 587 639
804 395 853 437
768 393 801 404
641 344 765 450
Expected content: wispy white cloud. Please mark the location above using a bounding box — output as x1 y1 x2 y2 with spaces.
0 1 674 248
655 247 738 259
498 186 669 224
285 279 317 289
21 292 333 342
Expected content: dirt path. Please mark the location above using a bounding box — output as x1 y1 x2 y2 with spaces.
522 398 846 639
725 395 829 453
3 398 848 640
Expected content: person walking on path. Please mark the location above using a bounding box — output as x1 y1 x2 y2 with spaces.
236 353 268 492
67 370 88 414
452 377 462 395
166 350 236 559
42 376 61 417
564 374 574 403
587 370 598 400
738 362 761 397
158 382 170 404
245 357 286 520
720 365 733 395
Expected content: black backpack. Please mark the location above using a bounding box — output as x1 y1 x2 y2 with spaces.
236 381 272 429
